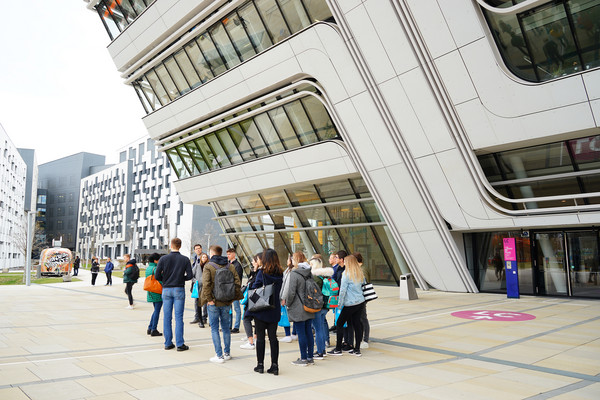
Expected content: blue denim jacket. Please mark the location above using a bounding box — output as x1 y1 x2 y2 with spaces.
338 271 365 307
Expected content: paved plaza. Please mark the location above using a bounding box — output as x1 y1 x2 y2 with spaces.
0 269 599 400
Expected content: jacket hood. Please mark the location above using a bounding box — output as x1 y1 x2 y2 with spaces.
294 266 312 278
210 255 229 265
298 262 311 270
311 267 334 277
127 259 137 265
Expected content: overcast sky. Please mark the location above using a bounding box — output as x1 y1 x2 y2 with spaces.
0 0 147 166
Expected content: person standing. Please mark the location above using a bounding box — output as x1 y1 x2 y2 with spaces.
240 253 261 350
73 256 80 276
201 245 242 363
328 255 366 357
145 253 163 337
91 257 100 286
355 252 371 349
310 254 334 359
123 254 139 309
226 248 244 333
282 252 316 366
104 257 114 286
155 238 193 351
245 248 283 375
190 244 206 328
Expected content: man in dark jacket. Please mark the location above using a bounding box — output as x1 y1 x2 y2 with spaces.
155 238 193 351
226 248 244 333
201 245 242 363
104 257 114 286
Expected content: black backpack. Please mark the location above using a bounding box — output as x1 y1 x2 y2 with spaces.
129 264 140 281
211 262 236 302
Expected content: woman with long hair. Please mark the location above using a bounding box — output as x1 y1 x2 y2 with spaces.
240 253 262 350
245 248 283 375
309 254 334 358
145 253 163 337
328 254 365 357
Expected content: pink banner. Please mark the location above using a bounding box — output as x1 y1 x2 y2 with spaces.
503 238 517 262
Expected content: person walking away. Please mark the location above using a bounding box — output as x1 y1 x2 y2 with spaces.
310 254 334 359
201 245 243 363
328 255 366 357
73 256 80 276
91 257 100 286
227 248 244 334
245 248 283 375
155 238 193 351
146 253 163 337
104 257 114 286
123 254 139 309
190 244 206 328
240 253 261 350
282 251 317 366
355 252 371 349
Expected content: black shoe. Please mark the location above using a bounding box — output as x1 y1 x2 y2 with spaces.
342 344 353 352
267 364 279 375
202 319 207 325
190 319 199 324
147 329 151 335
165 344 175 350
231 328 240 333
328 326 336 332
177 344 189 352
254 364 264 374
150 330 163 337
199 323 205 328
328 349 342 356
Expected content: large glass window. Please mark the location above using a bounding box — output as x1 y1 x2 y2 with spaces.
481 0 600 82
94 0 151 41
128 0 333 113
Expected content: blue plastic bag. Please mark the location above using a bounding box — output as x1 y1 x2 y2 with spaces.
191 281 199 298
278 305 290 327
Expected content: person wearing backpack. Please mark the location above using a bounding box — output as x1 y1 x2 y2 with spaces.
282 252 319 366
201 245 243 364
145 253 163 337
309 254 334 359
123 254 139 309
328 255 365 357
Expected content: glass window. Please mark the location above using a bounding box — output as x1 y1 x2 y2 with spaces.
165 148 188 178
279 0 311 34
254 113 286 153
195 137 219 169
133 83 153 113
135 78 160 111
568 135 600 170
569 0 600 70
209 23 241 69
184 142 210 173
268 107 302 150
326 203 369 225
116 0 136 24
174 49 201 89
225 215 255 232
238 194 265 213
176 144 199 176
284 100 318 145
479 154 503 183
184 41 214 83
130 0 147 14
295 207 333 227
498 142 573 180
303 0 333 22
240 119 270 157
255 0 291 44
223 12 257 61
214 198 243 215
301 96 337 140
261 191 290 209
316 180 356 202
238 2 273 52
215 129 244 164
145 70 170 106
227 124 256 161
154 64 179 100
97 5 120 40
197 34 228 76
165 56 190 94
205 134 232 167
350 177 371 198
286 186 321 206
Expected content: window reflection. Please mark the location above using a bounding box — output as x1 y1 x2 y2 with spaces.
95 0 151 41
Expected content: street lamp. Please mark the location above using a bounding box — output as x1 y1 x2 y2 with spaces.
129 222 137 258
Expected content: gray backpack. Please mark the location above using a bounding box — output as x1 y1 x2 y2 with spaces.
211 262 236 302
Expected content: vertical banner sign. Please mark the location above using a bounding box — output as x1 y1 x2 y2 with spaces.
503 238 519 298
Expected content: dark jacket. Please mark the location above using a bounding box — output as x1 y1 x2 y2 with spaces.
245 269 283 323
332 264 344 287
91 260 100 274
123 259 138 283
231 259 244 281
282 264 315 322
155 252 193 288
200 255 243 307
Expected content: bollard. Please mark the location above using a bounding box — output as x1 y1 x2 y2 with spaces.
399 273 418 300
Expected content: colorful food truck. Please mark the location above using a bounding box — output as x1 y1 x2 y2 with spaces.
40 247 73 276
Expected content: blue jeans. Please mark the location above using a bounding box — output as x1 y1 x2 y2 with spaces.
148 301 163 331
295 319 314 360
232 300 241 329
162 287 185 347
312 308 328 354
208 304 231 357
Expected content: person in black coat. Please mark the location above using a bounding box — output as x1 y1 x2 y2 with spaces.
227 248 244 333
245 248 283 375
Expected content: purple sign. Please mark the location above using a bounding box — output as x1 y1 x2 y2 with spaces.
503 238 517 262
451 310 535 321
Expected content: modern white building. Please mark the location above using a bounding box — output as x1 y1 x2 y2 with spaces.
76 136 224 261
86 0 600 298
0 124 28 269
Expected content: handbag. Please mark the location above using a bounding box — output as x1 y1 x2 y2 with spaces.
247 283 275 312
327 295 339 309
191 280 199 298
278 305 290 327
143 273 162 294
362 282 377 302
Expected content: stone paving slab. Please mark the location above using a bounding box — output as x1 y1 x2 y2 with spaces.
1 271 599 399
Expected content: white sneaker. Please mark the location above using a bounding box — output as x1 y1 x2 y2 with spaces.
126 305 134 310
240 342 255 350
361 341 369 349
279 336 292 343
223 353 232 360
210 355 225 364
291 334 298 341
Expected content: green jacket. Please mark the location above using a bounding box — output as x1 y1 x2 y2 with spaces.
122 261 138 283
145 262 162 302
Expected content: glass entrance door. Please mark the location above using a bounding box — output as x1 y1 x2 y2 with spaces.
534 232 569 296
567 231 600 298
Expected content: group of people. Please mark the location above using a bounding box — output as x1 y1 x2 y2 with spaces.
118 237 373 376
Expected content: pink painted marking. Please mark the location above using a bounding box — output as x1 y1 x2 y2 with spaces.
451 310 536 321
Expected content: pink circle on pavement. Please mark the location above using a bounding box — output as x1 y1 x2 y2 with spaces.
451 310 536 321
